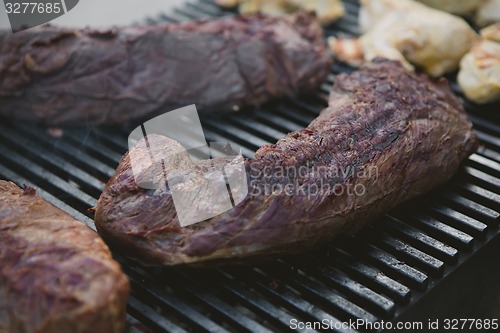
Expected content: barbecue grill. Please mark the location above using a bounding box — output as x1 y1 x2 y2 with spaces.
0 0 499 332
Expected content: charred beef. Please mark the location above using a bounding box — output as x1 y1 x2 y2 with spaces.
0 181 129 333
94 59 478 266
0 12 330 125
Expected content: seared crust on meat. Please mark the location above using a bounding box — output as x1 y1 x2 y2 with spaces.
0 181 129 333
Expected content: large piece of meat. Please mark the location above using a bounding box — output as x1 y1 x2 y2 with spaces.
95 59 478 267
0 181 129 333
0 12 330 125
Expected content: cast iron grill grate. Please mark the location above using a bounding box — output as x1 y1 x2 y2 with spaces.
0 1 499 332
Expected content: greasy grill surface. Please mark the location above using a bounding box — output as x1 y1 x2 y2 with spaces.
0 0 499 332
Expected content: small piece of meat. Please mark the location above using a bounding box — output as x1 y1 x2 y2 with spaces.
0 181 129 333
0 12 331 126
458 24 500 104
94 59 478 267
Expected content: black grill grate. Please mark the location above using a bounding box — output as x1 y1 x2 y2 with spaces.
0 0 499 332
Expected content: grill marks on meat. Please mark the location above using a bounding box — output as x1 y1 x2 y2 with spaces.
0 12 331 125
94 59 478 267
0 181 129 333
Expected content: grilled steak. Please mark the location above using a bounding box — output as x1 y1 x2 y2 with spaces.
0 12 330 125
0 181 129 333
95 59 478 266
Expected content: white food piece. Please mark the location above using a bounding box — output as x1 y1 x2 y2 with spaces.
215 0 241 7
417 0 485 15
215 0 345 25
329 0 478 77
476 0 500 27
415 0 499 27
458 24 500 104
